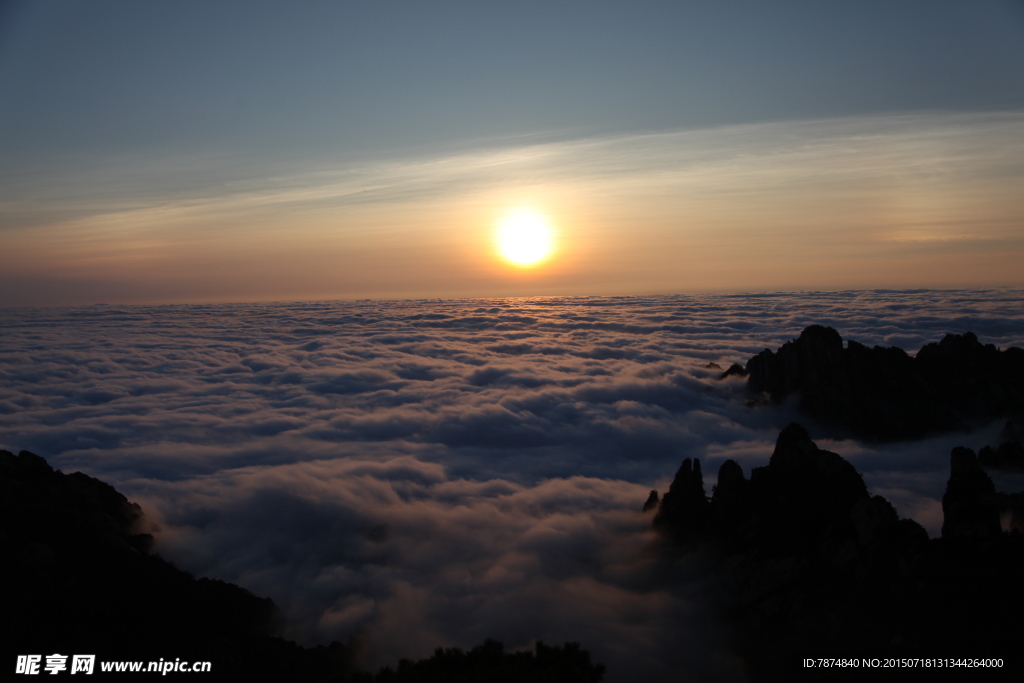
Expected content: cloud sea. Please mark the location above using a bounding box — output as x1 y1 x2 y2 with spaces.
3 289 1023 681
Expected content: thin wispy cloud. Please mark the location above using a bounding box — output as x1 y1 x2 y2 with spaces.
6 111 1023 227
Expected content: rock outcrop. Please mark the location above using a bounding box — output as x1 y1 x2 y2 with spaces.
646 425 1024 680
738 327 1024 441
0 449 354 681
720 362 747 378
651 458 708 539
941 447 1002 540
979 440 1024 470
351 639 605 683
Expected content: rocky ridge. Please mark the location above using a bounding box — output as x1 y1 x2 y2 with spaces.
647 424 1024 681
729 326 1024 441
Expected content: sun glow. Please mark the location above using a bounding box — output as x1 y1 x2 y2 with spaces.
495 210 556 268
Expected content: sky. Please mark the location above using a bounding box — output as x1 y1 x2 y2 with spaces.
3 290 1024 681
2 0 1024 306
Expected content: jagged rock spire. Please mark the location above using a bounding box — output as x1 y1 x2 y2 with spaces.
652 457 709 539
941 447 1002 540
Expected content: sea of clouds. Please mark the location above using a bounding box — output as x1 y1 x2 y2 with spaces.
2 289 1023 681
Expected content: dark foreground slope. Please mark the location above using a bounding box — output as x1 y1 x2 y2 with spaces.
0 449 353 682
1 449 604 682
727 326 1024 441
351 640 604 683
647 424 1024 681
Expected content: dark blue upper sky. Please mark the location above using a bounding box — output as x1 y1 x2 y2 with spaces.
3 0 1022 167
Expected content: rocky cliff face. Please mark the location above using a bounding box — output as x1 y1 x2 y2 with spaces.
739 327 1024 441
651 457 708 539
941 447 1002 540
0 449 352 682
977 414 1024 471
646 425 1024 681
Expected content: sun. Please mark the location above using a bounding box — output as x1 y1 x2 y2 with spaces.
495 210 556 268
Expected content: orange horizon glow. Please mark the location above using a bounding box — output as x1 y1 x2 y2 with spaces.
3 113 1023 307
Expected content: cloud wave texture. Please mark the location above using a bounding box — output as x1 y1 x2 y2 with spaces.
2 290 1023 680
